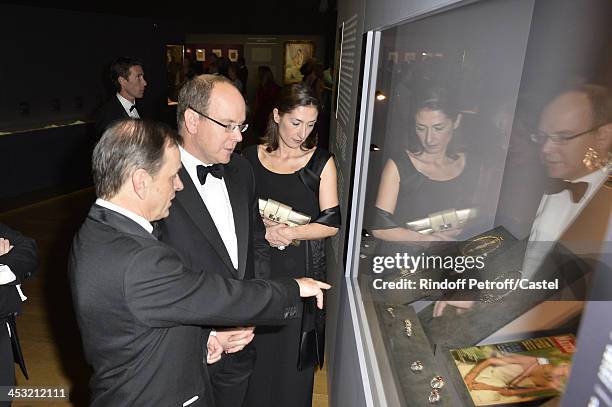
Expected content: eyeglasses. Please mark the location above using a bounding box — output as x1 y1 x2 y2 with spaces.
188 105 248 133
529 123 605 145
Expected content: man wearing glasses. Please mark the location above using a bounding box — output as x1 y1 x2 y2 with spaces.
157 75 265 407
522 84 611 279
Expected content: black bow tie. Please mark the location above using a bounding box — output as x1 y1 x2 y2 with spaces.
197 164 224 184
545 179 588 203
129 104 136 112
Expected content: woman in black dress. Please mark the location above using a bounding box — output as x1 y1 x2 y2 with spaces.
243 84 340 407
371 86 482 246
371 86 488 316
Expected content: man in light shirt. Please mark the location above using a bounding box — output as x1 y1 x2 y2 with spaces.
95 57 147 136
158 74 262 407
434 85 611 315
0 223 37 406
522 84 611 280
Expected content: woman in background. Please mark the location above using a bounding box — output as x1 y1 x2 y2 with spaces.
253 66 281 139
243 84 340 407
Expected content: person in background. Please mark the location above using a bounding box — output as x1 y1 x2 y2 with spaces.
237 57 249 98
301 59 329 149
228 62 245 95
95 57 147 136
243 83 340 407
0 223 37 407
252 66 281 140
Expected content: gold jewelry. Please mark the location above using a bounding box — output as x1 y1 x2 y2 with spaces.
428 389 441 403
404 319 413 337
430 376 445 389
582 147 606 170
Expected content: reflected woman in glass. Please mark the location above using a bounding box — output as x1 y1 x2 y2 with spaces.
371 86 483 246
243 83 341 407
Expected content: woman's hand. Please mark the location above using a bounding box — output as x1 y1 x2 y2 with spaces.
264 223 293 248
429 228 462 241
261 217 278 227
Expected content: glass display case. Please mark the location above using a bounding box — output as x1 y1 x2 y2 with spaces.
343 0 611 405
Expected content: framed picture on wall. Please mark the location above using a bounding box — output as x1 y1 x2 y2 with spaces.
228 49 239 62
212 49 222 58
196 49 205 62
283 40 315 84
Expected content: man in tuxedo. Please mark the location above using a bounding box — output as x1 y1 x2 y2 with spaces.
158 74 261 407
95 57 147 136
433 85 611 316
523 84 611 275
69 119 329 407
0 224 37 407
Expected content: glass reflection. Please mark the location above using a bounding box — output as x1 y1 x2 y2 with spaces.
351 0 611 404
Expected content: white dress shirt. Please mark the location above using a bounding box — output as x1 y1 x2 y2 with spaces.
523 166 610 278
0 264 16 285
116 93 140 118
95 198 153 234
179 146 238 269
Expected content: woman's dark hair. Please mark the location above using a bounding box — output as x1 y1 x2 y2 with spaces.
406 86 463 158
263 83 321 152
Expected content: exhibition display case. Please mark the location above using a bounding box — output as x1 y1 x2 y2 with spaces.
335 0 611 405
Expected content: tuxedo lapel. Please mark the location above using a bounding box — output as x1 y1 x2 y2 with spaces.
224 161 248 279
175 167 237 276
89 204 155 241
114 97 130 118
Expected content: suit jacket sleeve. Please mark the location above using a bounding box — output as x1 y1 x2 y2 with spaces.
0 223 38 285
95 98 127 136
124 243 300 328
249 163 272 279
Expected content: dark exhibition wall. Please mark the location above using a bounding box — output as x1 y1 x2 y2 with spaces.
0 2 337 201
0 5 185 200
0 5 183 131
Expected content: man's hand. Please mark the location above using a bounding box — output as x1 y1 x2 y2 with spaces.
206 334 223 364
0 238 14 256
433 300 475 317
216 327 255 354
295 278 332 309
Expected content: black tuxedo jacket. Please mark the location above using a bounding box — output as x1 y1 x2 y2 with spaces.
69 205 299 407
95 96 133 136
159 153 270 282
0 223 37 318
